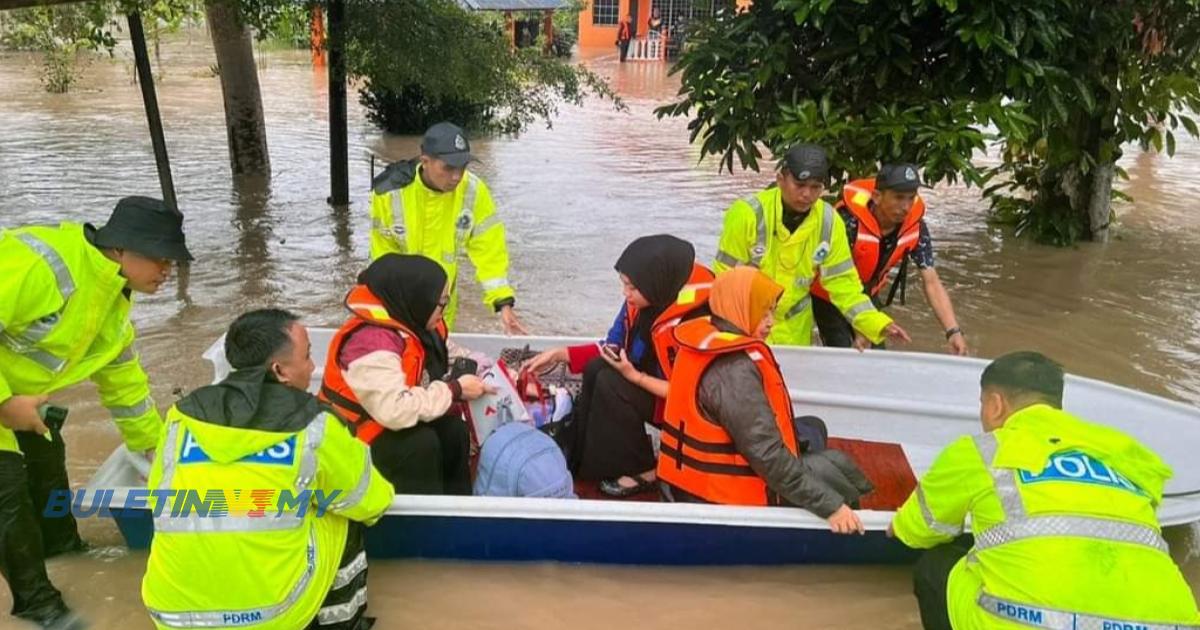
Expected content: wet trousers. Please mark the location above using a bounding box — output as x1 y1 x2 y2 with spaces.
912 538 972 630
0 425 83 625
307 523 373 630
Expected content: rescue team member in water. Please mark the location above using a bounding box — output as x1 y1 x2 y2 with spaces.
368 121 527 335
891 351 1200 630
658 267 875 533
0 197 191 628
811 164 967 355
320 254 494 495
142 309 394 630
713 143 911 348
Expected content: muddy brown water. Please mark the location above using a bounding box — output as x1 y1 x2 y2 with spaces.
1 30 1199 628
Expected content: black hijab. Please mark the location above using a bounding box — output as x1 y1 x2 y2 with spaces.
614 234 695 367
357 254 450 378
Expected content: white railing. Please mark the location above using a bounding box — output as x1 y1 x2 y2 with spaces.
627 35 667 61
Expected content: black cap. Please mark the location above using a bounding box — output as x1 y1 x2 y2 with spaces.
93 196 193 262
875 164 924 193
420 122 472 168
782 143 830 182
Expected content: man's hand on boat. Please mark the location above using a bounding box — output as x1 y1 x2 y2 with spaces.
851 323 911 352
500 305 529 336
0 394 50 434
883 322 911 345
523 347 569 376
457 374 499 400
827 504 865 535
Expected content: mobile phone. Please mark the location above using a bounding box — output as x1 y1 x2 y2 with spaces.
38 404 68 433
601 343 622 360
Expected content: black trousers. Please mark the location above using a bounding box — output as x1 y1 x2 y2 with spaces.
617 40 630 62
912 538 972 630
0 449 70 625
307 523 373 630
812 296 884 349
572 358 657 481
369 414 471 495
14 428 85 558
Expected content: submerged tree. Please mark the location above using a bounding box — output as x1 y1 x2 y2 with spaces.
346 0 619 135
0 1 197 92
659 0 1200 245
206 0 270 178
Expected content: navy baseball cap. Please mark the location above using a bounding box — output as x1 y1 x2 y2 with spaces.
782 143 830 182
421 122 472 168
875 164 925 193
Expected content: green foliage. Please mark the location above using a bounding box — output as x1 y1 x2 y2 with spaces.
348 0 619 135
255 2 310 50
659 0 1200 244
0 0 201 92
0 3 115 92
360 80 491 133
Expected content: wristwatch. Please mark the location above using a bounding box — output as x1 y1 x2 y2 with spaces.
945 326 963 340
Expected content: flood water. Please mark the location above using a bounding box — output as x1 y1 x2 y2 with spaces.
1 28 1199 629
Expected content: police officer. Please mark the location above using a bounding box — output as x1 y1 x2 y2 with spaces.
142 309 394 629
368 121 527 335
891 351 1200 629
0 196 190 627
713 143 910 347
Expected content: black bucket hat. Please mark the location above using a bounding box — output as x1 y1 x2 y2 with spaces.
93 196 193 262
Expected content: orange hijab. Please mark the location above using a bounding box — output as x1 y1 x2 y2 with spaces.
709 267 784 335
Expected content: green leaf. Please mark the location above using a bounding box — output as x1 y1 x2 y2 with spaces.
1166 130 1176 157
793 4 812 25
1072 78 1096 114
1181 115 1199 138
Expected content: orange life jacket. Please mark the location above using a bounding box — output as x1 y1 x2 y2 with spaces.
812 178 925 300
623 263 714 379
657 318 799 505
318 284 448 445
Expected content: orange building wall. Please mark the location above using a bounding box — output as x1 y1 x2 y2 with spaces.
578 0 653 48
578 0 619 48
578 0 737 49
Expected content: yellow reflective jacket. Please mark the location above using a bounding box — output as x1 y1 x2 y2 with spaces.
893 404 1200 629
142 372 394 629
368 162 514 329
713 188 892 346
0 222 162 453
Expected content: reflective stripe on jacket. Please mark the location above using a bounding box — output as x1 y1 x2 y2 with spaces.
142 378 393 629
0 222 161 452
713 188 892 346
892 404 1200 629
368 164 513 328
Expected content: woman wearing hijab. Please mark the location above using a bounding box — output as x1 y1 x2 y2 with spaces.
524 235 703 497
658 267 875 534
320 254 495 495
